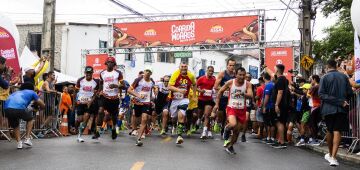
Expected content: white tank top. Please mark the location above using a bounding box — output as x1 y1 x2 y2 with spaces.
227 79 247 109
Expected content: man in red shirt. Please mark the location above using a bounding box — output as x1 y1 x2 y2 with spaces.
197 66 216 139
255 77 265 138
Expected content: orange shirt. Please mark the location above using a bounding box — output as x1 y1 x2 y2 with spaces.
60 92 72 113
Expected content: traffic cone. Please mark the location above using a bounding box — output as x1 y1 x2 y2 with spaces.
60 112 69 136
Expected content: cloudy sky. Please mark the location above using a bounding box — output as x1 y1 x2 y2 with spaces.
2 0 338 41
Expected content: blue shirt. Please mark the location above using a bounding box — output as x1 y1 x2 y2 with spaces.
263 81 274 109
5 90 39 109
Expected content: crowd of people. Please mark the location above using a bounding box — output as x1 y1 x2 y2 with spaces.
0 54 357 167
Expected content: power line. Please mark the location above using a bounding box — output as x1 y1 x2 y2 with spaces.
279 0 299 16
276 11 292 40
270 0 292 41
136 0 164 13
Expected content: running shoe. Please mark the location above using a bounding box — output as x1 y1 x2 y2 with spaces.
223 140 230 147
190 126 197 134
111 129 117 140
92 131 100 140
225 146 236 155
308 140 320 146
176 136 184 144
329 157 339 166
266 139 275 145
213 123 221 133
186 130 192 136
160 129 166 135
116 126 120 135
23 138 32 147
136 139 143 147
207 131 213 139
296 140 306 147
200 131 207 139
17 141 23 149
271 142 287 149
77 137 85 143
37 132 44 138
241 134 246 142
324 153 331 163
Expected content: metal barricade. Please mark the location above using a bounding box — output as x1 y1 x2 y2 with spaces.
343 90 360 153
0 100 11 141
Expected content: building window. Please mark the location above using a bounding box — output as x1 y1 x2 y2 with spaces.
28 33 42 57
99 40 107 48
144 48 154 63
125 49 133 61
157 50 175 63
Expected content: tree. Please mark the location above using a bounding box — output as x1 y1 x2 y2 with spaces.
312 0 353 60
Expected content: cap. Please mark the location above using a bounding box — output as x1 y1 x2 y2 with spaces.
105 56 117 65
85 66 94 73
24 66 35 73
144 66 153 73
300 83 311 90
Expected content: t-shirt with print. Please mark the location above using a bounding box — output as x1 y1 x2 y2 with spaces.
100 69 123 99
76 77 99 104
169 69 196 100
131 77 155 105
197 75 216 101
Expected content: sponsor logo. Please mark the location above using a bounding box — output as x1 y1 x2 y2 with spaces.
210 25 224 33
276 59 283 64
0 31 10 39
144 29 157 36
93 58 101 67
271 50 287 56
171 22 196 43
82 86 93 92
0 48 16 59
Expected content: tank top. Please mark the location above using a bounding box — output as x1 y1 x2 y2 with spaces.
227 79 247 109
221 71 235 98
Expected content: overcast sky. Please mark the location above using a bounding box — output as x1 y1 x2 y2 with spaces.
2 0 338 41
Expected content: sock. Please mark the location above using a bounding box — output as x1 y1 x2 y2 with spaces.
223 126 233 140
177 123 184 136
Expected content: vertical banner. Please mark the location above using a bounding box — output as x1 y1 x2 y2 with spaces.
355 32 360 83
249 65 259 79
265 47 294 81
0 26 20 74
85 54 108 79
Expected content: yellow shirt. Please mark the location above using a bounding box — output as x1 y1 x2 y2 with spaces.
188 89 198 110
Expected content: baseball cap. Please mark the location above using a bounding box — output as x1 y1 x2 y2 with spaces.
300 83 311 90
144 66 153 73
24 66 35 73
85 66 94 73
105 56 117 65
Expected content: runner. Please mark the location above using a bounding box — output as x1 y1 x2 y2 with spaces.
99 56 124 140
117 80 130 134
213 58 236 137
168 62 197 144
213 67 253 154
127 67 155 146
197 66 216 139
154 75 171 135
75 66 99 142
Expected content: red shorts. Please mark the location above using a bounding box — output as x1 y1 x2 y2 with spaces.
226 107 247 124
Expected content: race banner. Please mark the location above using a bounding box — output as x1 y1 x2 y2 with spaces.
0 26 20 74
85 54 108 79
113 15 259 47
265 47 294 81
355 32 360 83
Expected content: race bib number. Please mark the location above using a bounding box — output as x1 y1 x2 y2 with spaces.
230 100 245 109
173 92 184 100
204 90 212 97
79 96 91 103
223 90 229 97
140 91 150 103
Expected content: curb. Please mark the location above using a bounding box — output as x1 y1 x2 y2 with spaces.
305 145 360 165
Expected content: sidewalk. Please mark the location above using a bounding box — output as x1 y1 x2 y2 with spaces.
305 144 360 164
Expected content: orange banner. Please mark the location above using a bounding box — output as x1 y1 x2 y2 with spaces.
265 47 294 81
113 15 259 47
85 54 108 79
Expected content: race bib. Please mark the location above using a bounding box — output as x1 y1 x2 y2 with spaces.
230 100 245 109
223 90 229 97
140 91 151 103
204 90 212 97
173 92 184 100
79 96 91 103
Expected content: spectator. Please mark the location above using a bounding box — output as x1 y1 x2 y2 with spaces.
319 59 353 166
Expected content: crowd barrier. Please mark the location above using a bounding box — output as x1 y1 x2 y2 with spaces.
343 89 360 153
0 91 61 141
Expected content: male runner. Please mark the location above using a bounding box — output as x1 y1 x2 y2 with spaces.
75 66 99 142
214 67 253 154
213 58 236 136
155 75 171 135
168 62 197 144
197 66 216 139
127 67 155 146
99 56 124 140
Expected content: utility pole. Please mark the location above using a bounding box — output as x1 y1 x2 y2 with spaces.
299 0 314 77
42 0 56 71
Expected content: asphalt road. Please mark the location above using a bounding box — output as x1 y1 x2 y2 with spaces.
0 132 358 170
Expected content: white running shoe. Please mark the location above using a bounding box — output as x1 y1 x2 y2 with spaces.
141 134 146 139
131 130 138 136
77 137 85 143
17 141 23 149
171 127 176 136
176 136 184 144
23 138 32 147
356 152 360 156
207 131 213 139
324 153 331 163
329 157 339 166
200 131 207 139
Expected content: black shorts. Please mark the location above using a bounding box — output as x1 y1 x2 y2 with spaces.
309 107 321 129
155 101 170 115
102 97 120 115
263 108 276 127
288 111 302 124
134 104 152 117
325 113 349 133
76 103 98 116
274 107 288 125
219 98 228 112
4 108 33 128
198 100 215 110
